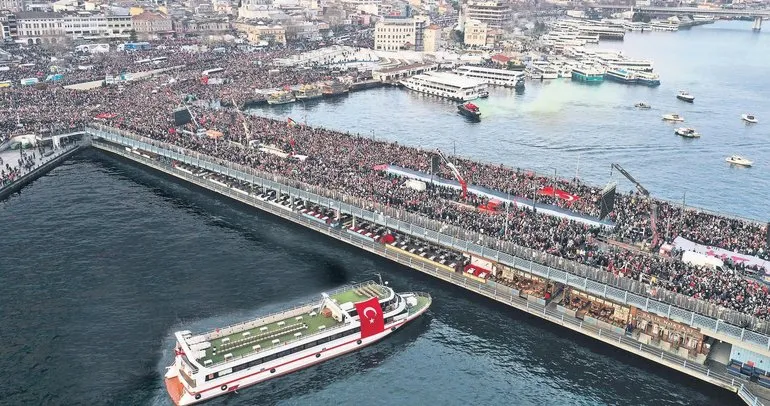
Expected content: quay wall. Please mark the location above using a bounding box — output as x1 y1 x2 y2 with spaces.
0 143 84 201
89 138 765 406
85 125 770 358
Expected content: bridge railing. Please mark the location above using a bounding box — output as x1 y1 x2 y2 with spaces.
86 125 770 347
94 140 765 405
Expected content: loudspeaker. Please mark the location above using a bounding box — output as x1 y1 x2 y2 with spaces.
431 155 440 174
173 107 192 126
598 183 616 221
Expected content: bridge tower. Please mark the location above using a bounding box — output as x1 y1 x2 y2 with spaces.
753 16 762 31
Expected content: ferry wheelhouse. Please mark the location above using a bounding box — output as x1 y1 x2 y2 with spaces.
400 72 487 101
571 67 605 83
526 63 559 80
164 281 431 405
634 71 660 87
604 67 635 84
267 91 296 105
453 65 525 88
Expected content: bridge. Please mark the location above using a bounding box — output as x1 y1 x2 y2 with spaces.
588 5 769 29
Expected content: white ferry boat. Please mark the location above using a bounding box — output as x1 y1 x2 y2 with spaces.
526 62 559 80
453 65 525 88
400 72 487 101
165 280 431 405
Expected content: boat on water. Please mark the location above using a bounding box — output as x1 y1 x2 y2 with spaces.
604 67 635 84
634 71 661 87
295 84 323 101
571 66 605 83
635 102 651 109
321 79 350 97
479 90 489 99
266 91 296 105
514 77 525 91
164 280 431 405
457 102 481 120
400 72 486 101
675 127 700 138
742 114 758 124
726 155 753 167
662 113 684 122
677 90 694 103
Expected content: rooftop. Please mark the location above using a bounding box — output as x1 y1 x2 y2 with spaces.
194 282 388 367
199 307 343 366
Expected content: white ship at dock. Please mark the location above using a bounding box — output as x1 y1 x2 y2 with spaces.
164 281 431 405
400 72 487 101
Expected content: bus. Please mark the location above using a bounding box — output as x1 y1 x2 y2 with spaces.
151 57 168 64
202 68 225 76
135 58 152 64
0 80 12 88
75 43 110 53
121 42 152 51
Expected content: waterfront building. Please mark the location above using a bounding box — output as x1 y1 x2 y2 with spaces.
62 13 134 41
463 18 487 47
234 21 286 45
374 15 430 51
462 0 510 30
131 11 173 41
0 0 24 12
15 11 65 45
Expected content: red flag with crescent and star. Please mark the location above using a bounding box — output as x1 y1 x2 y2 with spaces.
354 297 385 339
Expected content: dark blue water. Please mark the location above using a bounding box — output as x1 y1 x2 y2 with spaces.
250 21 770 221
0 151 739 405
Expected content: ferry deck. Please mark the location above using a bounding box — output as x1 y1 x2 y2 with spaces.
196 284 388 366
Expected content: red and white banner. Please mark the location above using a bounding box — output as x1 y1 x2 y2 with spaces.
537 186 580 202
354 297 385 339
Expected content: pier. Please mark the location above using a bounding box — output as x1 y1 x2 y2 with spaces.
26 125 761 405
0 132 86 200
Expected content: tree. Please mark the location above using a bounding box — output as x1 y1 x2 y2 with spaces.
128 30 138 42
632 13 651 23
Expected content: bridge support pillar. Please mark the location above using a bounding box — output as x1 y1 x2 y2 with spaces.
753 16 762 31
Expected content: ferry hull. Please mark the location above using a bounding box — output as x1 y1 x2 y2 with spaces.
166 299 429 406
571 72 604 83
604 74 634 84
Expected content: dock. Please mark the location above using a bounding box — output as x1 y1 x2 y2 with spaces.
0 132 86 200
3 125 769 406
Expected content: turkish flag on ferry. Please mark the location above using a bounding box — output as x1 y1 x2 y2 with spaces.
354 297 385 339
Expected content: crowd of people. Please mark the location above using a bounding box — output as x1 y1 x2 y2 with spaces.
1 37 769 320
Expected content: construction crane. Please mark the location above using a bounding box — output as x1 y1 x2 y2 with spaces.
611 163 649 197
435 149 468 199
610 163 660 247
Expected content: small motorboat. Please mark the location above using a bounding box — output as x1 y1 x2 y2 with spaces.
742 114 758 124
725 155 753 167
635 102 651 109
662 113 684 122
457 102 481 121
675 127 700 138
677 90 694 103
479 90 489 99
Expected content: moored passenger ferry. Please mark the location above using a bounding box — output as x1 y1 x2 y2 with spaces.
453 65 526 88
164 281 431 405
400 72 486 101
571 67 605 83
